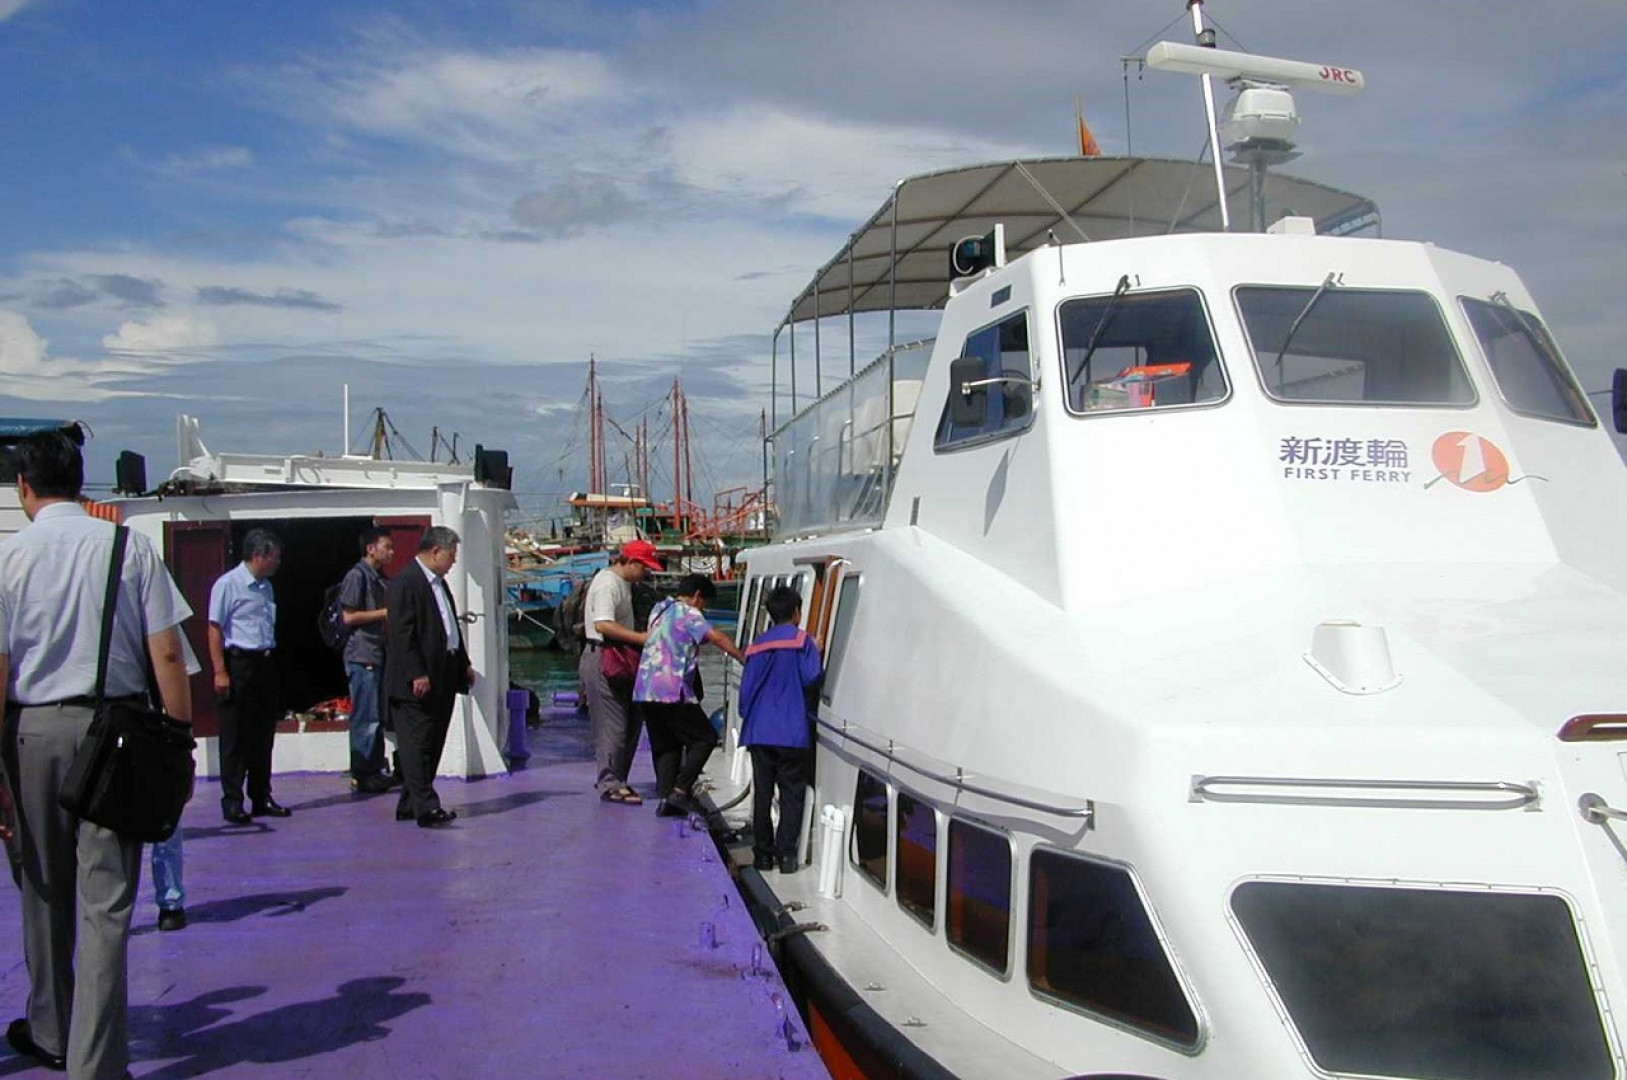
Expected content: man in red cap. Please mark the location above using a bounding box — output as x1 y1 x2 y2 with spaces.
579 539 662 803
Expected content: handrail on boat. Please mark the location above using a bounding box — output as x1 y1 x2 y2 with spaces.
1190 774 1542 811
1578 792 1627 825
815 716 1094 823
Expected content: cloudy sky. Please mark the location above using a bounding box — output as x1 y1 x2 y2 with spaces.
1 0 1624 524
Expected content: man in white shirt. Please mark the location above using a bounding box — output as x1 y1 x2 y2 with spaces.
578 538 661 804
0 428 192 1080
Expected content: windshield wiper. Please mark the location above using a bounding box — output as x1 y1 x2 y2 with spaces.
1273 272 1340 393
1070 275 1132 393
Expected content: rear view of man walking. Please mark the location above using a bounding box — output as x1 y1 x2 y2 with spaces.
0 428 193 1080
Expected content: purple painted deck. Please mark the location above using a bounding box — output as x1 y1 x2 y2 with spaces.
0 707 831 1080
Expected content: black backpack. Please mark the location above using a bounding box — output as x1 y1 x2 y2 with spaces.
317 578 351 652
554 575 592 657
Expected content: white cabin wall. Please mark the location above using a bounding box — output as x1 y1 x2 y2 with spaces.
884 264 1063 604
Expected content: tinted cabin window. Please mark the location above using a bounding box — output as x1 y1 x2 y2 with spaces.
1028 850 1199 1047
947 819 1011 974
821 574 860 705
935 312 1032 448
1461 297 1594 425
852 769 888 890
1060 288 1227 414
1237 286 1474 405
895 791 937 928
1231 882 1611 1080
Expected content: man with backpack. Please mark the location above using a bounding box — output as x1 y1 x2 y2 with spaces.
338 526 396 793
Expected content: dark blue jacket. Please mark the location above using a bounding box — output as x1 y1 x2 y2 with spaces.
738 623 822 748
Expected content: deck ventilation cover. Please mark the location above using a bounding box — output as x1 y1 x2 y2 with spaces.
1303 620 1401 694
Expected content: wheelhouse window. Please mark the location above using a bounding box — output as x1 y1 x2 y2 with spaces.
1027 850 1200 1048
895 791 937 929
1231 882 1612 1080
935 311 1032 448
821 574 860 705
947 818 1011 975
1236 285 1474 406
851 769 889 890
1060 288 1226 414
1461 297 1594 425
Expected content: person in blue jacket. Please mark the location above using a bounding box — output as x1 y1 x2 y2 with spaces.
738 585 823 873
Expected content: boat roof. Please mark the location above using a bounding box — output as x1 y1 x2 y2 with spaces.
782 156 1379 326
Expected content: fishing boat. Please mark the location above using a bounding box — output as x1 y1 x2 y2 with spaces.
711 16 1627 1080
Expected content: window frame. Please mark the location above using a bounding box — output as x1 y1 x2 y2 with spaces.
1056 285 1232 420
1026 847 1205 1053
945 815 1015 980
1233 283 1479 410
820 572 861 705
1458 296 1597 428
850 768 890 893
894 788 938 931
933 309 1037 453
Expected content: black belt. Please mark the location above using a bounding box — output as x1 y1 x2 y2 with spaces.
225 646 274 658
26 694 143 709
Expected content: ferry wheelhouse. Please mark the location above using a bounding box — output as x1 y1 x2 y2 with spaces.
714 39 1627 1080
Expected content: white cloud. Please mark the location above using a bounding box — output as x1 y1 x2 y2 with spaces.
0 0 32 22
102 315 219 355
161 146 254 174
0 310 142 401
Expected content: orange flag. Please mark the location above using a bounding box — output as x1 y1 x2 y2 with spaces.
1075 98 1101 157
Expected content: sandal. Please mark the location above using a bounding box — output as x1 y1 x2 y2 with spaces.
599 786 643 805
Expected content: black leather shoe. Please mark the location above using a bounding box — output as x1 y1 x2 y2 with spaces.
752 855 776 871
779 856 798 875
655 799 688 818
417 808 457 828
353 774 392 794
158 908 187 932
394 805 414 821
250 799 292 818
6 1018 66 1071
221 798 251 826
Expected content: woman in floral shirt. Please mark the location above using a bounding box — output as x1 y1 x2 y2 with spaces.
633 573 745 816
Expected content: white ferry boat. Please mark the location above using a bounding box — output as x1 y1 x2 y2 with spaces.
714 24 1627 1080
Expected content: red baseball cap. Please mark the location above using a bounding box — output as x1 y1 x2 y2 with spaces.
620 539 663 570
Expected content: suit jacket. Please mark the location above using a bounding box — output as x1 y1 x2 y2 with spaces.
383 560 472 704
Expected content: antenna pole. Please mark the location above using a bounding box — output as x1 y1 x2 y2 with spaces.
1189 0 1232 231
343 383 351 455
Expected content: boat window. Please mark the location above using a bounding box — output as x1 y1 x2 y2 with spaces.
947 818 1011 975
1028 849 1200 1048
736 576 762 649
820 574 860 705
1236 286 1475 406
1060 288 1227 414
851 769 889 891
1231 882 1612 1080
895 791 937 929
934 311 1033 449
1461 297 1595 426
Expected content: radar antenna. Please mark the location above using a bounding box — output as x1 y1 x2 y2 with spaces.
1146 5 1365 232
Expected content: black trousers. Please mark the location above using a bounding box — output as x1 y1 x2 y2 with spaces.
391 691 455 818
750 745 811 862
641 701 717 800
220 651 279 805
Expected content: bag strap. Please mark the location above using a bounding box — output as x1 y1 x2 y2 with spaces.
93 525 130 704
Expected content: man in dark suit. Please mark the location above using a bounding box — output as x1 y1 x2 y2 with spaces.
383 526 474 828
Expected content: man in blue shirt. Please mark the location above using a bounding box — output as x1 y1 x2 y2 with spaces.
738 585 823 873
208 528 288 824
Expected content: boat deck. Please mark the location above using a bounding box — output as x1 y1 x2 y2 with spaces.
0 705 829 1080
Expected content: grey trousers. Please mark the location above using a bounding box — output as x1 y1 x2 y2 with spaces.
579 646 642 793
9 702 140 1080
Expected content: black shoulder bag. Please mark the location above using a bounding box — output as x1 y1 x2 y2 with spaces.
58 526 197 842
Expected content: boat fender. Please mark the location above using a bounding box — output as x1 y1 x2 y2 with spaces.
817 805 846 899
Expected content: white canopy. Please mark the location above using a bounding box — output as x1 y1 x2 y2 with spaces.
783 156 1379 326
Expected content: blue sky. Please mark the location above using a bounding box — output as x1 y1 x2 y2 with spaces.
2 0 1625 525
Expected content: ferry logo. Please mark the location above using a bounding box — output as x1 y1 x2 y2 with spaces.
1428 432 1512 492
